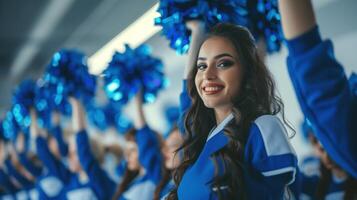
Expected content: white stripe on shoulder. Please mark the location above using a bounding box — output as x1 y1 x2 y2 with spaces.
261 166 297 185
254 115 295 157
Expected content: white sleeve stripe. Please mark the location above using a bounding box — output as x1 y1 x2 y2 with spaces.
261 166 296 185
254 115 296 157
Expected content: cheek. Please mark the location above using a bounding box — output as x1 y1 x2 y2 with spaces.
225 70 242 96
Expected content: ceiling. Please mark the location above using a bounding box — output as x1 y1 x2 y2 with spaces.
0 0 158 114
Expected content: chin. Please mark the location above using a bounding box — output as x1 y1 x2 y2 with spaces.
203 100 219 108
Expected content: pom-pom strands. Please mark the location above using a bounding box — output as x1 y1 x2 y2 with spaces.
103 44 168 104
155 0 282 54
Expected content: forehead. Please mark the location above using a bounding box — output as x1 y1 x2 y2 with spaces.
198 36 238 58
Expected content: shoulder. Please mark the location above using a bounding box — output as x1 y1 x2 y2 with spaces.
249 115 294 157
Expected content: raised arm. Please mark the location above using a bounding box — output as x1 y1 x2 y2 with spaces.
69 98 116 199
278 0 316 39
30 109 71 182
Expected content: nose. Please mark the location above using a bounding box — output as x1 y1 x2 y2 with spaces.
203 64 217 80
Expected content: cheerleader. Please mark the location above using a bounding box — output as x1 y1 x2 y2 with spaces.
0 139 18 200
3 143 36 200
165 21 297 199
279 0 357 199
30 101 115 200
111 90 163 200
154 125 183 200
16 122 65 200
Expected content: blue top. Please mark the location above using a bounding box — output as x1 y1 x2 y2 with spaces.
285 26 357 178
0 168 18 193
119 125 163 200
18 150 64 200
160 179 175 199
135 125 162 185
18 152 42 177
35 134 107 200
76 130 116 200
177 114 297 199
293 160 348 200
4 158 34 190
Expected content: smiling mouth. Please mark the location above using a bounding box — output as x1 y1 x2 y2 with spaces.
202 85 224 95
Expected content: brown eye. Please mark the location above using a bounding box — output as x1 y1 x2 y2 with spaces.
197 63 207 71
217 60 234 68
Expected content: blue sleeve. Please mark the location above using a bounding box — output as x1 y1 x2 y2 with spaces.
245 115 297 185
18 152 43 177
76 130 116 199
35 136 71 183
4 159 33 188
0 168 18 193
135 125 162 184
51 125 68 157
286 26 357 178
178 79 191 135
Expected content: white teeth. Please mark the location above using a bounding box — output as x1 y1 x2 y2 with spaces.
204 86 222 92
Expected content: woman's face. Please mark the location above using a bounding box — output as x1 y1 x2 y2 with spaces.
195 36 243 111
163 129 183 170
125 141 140 171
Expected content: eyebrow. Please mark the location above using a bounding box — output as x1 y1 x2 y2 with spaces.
197 53 234 61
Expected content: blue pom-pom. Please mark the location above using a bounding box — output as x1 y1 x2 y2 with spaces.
85 101 109 131
12 79 36 134
103 44 167 104
42 49 96 104
85 101 132 134
2 110 19 141
35 79 72 125
155 0 282 54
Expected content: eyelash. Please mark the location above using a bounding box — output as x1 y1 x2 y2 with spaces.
197 60 234 70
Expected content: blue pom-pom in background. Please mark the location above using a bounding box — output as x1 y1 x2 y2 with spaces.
42 49 96 105
85 100 132 134
155 0 282 54
2 110 19 141
103 44 168 104
12 79 36 135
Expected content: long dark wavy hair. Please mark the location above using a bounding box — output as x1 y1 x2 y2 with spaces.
167 23 293 199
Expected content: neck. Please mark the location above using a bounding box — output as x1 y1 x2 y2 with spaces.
214 106 233 124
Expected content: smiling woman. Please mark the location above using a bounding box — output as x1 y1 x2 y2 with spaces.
166 23 297 200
